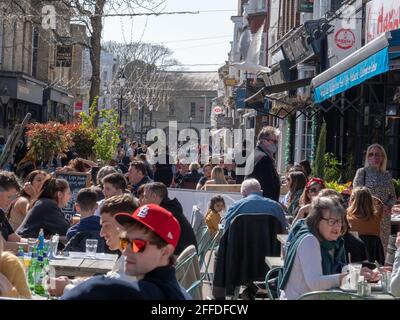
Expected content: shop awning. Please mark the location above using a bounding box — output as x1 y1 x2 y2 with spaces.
312 29 400 103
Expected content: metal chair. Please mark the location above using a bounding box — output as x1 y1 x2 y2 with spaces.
186 231 221 298
175 245 203 300
265 266 283 300
297 290 366 300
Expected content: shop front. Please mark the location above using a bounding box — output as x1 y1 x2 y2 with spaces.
312 29 400 178
0 71 45 137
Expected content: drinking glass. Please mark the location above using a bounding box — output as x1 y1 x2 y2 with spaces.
349 263 362 289
85 239 98 258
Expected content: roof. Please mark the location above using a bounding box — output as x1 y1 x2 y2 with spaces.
165 71 219 91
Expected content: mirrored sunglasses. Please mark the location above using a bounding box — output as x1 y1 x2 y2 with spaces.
119 237 151 253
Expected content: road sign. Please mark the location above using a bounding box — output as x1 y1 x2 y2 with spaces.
213 106 223 114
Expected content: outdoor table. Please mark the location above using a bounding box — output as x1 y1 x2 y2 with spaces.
49 252 118 277
390 209 400 233
331 287 398 300
265 256 284 269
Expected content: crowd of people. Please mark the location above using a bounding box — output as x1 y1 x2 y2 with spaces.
0 126 400 300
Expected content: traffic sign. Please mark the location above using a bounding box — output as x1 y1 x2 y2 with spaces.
213 106 223 114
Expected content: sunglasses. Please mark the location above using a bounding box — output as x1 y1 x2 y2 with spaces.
308 187 320 193
119 237 153 253
368 152 382 158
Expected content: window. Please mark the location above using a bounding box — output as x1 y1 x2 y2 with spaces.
295 113 314 162
31 27 38 77
169 102 175 116
190 102 196 117
259 0 266 10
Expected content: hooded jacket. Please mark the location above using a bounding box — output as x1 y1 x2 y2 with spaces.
160 197 198 255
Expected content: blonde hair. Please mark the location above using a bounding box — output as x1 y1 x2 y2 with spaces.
364 144 387 171
189 162 200 172
211 166 227 184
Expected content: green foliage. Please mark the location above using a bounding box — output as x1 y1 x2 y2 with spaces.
80 97 98 129
392 179 400 198
312 121 326 178
324 152 342 182
80 97 120 164
325 181 351 194
94 108 120 165
342 152 356 182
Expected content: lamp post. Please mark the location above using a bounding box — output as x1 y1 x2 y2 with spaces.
202 94 207 130
118 71 126 126
189 116 193 129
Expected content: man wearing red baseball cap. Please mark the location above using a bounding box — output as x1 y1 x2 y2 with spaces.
60 204 191 300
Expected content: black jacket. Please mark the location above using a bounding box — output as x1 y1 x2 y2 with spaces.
343 232 368 263
17 198 70 238
213 213 284 298
245 145 280 201
160 198 198 255
0 208 14 241
60 266 192 300
64 230 106 253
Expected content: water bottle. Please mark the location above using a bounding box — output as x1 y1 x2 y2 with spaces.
37 228 45 252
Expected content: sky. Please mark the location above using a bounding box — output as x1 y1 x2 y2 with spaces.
103 0 237 72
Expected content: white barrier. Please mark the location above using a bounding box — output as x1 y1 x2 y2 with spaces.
167 188 243 222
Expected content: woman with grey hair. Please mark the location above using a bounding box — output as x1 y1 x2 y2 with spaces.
353 144 396 256
279 196 348 299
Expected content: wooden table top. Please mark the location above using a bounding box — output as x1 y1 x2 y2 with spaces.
50 253 118 277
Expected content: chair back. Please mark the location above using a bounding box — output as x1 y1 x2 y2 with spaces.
265 266 283 300
175 245 203 300
213 213 284 297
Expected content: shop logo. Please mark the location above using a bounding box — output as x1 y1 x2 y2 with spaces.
213 106 223 114
335 29 355 50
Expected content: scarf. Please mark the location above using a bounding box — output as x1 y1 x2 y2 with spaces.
279 219 346 290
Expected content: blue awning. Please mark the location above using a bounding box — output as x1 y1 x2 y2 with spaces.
312 29 400 104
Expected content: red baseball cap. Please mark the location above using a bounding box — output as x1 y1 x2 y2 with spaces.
114 204 181 249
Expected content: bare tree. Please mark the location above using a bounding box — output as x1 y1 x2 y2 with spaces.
103 41 178 114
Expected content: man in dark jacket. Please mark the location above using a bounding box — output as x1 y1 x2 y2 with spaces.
60 204 191 300
128 160 153 197
245 126 281 202
142 182 197 256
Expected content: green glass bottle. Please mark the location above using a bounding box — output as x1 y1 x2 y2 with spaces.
34 255 45 296
28 248 38 291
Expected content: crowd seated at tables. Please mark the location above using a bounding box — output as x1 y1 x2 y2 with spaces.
1 136 400 301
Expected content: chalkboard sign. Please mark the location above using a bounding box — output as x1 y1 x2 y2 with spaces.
55 172 90 221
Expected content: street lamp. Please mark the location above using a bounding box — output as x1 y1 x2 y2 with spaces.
189 116 193 128
202 94 207 130
118 70 126 126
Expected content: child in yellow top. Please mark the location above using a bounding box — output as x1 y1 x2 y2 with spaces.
205 195 226 233
0 236 31 299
